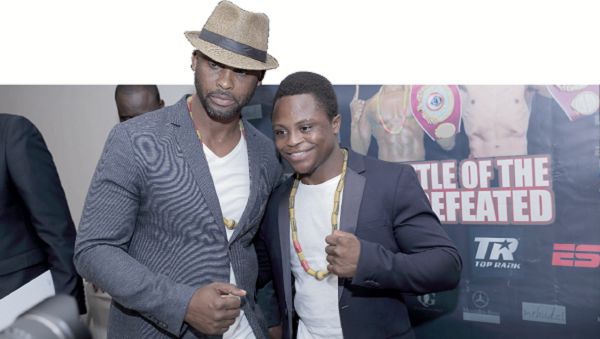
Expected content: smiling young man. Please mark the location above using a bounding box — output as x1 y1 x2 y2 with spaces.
75 1 281 338
256 71 462 339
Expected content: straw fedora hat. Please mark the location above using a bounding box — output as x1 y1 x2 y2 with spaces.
185 1 278 71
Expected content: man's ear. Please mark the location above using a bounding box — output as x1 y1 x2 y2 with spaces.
332 113 341 135
159 99 165 108
191 50 199 71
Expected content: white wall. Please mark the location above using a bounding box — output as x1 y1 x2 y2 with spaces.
2 1 598 84
0 85 192 225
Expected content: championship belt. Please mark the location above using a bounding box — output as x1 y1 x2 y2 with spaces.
546 85 599 121
410 85 462 141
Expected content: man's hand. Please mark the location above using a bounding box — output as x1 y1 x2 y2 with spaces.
325 230 361 278
185 282 246 335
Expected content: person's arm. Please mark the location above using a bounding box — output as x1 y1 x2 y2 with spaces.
6 116 86 313
75 124 248 336
351 165 462 293
350 85 372 155
74 125 197 335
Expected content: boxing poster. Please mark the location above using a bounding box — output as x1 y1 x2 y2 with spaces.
245 84 600 339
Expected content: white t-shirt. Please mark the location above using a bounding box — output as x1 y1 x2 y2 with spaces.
290 175 344 339
204 136 254 339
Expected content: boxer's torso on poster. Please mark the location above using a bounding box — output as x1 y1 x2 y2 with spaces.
461 85 530 158
366 85 425 162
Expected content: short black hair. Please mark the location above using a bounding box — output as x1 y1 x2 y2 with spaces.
273 71 338 120
115 85 161 102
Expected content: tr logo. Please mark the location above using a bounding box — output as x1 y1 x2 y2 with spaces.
474 237 519 261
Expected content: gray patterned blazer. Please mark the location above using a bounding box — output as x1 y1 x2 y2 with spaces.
74 96 281 338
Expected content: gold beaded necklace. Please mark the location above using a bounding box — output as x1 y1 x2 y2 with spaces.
188 96 241 231
289 148 348 281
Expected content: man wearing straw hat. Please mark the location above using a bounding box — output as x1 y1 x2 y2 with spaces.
75 1 280 338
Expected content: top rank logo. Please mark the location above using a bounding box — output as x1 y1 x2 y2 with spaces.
474 237 520 269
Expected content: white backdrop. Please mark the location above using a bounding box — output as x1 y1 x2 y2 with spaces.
1 0 599 84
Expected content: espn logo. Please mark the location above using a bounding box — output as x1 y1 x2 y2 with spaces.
552 244 600 268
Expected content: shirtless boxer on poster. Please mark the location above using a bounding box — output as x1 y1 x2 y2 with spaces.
460 85 531 158
350 85 456 162
350 85 426 162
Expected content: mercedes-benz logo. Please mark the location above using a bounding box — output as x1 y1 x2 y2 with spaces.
418 293 436 307
472 290 489 309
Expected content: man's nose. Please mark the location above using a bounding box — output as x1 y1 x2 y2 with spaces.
286 129 303 146
217 69 234 90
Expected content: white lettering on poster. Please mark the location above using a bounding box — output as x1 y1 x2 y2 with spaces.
412 155 555 225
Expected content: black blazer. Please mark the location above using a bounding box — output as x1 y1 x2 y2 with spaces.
257 150 461 339
0 114 85 313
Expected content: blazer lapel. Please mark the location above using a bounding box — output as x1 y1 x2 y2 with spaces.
278 182 294 315
339 168 365 235
171 97 226 240
230 119 260 243
338 150 366 300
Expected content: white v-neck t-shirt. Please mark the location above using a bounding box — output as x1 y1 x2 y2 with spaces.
204 136 253 339
291 175 344 339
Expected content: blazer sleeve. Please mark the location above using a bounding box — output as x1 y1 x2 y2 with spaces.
74 125 196 335
352 164 462 293
6 117 86 312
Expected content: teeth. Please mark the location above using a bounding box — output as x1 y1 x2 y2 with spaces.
288 151 307 158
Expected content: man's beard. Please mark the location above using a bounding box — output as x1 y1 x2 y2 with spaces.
194 72 256 123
